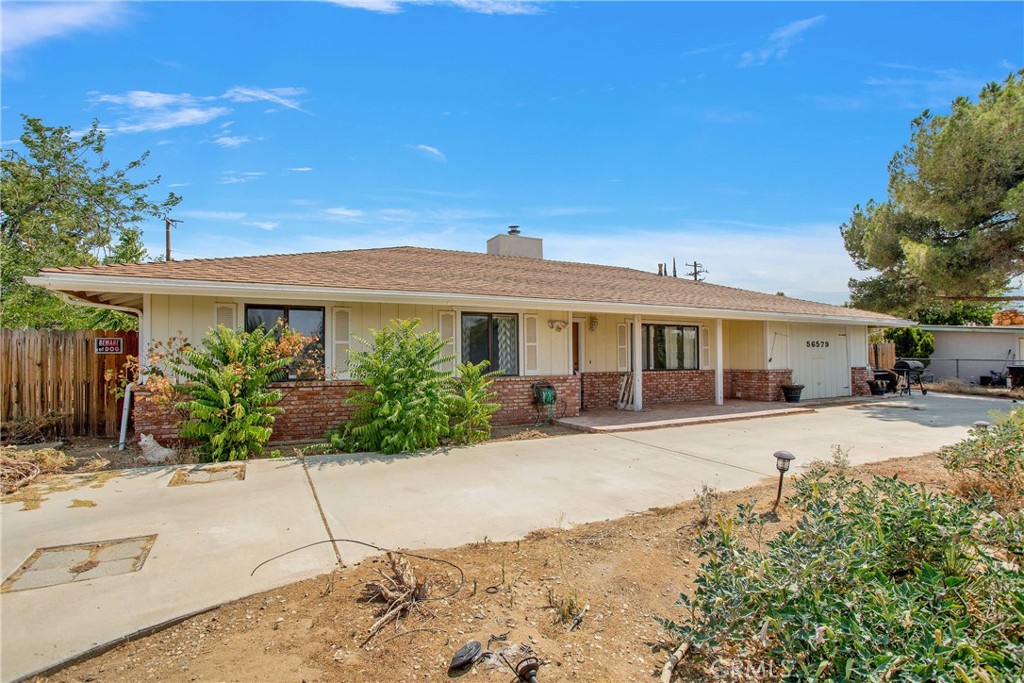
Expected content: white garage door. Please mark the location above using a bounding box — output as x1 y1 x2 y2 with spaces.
790 324 850 400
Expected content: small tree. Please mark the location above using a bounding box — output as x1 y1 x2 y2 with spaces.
344 319 454 454
1 116 180 329
884 326 935 363
172 326 292 462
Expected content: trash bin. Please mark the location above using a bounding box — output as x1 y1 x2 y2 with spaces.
1008 366 1024 388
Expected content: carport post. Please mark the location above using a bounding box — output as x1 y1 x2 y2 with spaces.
632 314 643 411
715 318 724 405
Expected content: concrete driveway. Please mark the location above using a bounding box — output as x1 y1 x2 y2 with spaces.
0 393 1011 681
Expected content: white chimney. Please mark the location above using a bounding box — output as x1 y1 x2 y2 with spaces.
487 225 543 259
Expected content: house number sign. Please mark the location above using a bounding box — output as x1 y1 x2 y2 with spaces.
805 340 830 348
94 337 124 354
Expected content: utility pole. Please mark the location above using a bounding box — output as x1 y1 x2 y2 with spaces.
164 217 182 261
686 261 708 282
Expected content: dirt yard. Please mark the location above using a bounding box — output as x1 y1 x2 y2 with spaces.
36 453 949 683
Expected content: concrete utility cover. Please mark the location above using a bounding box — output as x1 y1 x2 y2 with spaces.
168 463 246 487
1 535 156 593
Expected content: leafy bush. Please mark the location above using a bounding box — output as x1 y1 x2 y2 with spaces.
319 319 503 455
172 325 292 462
340 318 454 454
448 360 502 444
883 326 935 364
660 457 1024 681
940 408 1024 512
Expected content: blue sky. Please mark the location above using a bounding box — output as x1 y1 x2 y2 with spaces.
3 1 1022 304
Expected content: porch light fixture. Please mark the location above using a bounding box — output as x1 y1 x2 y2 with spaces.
588 315 598 332
769 450 795 517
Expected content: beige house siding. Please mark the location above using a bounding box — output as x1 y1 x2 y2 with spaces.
723 320 765 370
146 295 575 378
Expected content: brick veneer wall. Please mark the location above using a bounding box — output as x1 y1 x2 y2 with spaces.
581 372 626 410
724 369 794 402
134 375 583 442
132 392 183 445
581 370 716 409
490 375 582 426
643 370 715 403
270 380 363 442
850 366 872 397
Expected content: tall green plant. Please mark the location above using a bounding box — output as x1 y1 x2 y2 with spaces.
343 318 454 454
884 326 935 364
172 325 291 462
448 360 502 444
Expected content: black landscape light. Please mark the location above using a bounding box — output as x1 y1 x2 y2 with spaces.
769 450 795 517
973 420 991 431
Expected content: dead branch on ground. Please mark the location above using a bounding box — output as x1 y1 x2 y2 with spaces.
360 553 430 648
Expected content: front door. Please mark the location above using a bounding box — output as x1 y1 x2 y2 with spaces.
571 322 581 373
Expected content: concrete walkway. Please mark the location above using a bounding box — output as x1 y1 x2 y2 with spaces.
0 392 1011 681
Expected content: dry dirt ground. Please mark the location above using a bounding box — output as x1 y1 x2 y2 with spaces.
35 453 950 683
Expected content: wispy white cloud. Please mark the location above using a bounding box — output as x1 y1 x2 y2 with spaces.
219 171 264 185
113 107 231 134
328 0 541 15
324 207 367 221
288 167 314 172
91 90 204 109
245 221 279 231
223 86 309 114
2 1 127 55
212 135 251 148
863 64 987 109
167 182 190 188
739 15 825 68
408 144 447 162
680 42 735 58
87 85 308 135
180 210 247 221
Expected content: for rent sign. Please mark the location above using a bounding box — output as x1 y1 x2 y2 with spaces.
94 337 124 355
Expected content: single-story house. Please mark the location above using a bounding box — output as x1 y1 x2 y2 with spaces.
28 228 903 442
917 324 1024 385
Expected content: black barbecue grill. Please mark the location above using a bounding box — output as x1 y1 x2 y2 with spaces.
893 359 928 397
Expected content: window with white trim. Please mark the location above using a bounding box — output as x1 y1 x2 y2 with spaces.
245 304 325 379
642 324 699 370
461 313 518 375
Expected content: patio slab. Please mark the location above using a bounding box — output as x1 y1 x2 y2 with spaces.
556 399 817 432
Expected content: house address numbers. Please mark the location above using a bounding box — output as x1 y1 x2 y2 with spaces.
806 340 830 348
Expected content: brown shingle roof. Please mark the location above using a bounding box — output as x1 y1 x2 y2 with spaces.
41 246 898 322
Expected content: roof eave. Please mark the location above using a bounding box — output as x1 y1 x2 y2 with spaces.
26 273 907 327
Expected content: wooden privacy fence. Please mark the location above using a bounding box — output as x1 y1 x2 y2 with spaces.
1 329 138 438
870 342 897 370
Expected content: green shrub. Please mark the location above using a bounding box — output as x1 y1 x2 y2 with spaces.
660 458 1024 681
316 319 504 455
341 318 454 454
939 408 1024 512
884 326 935 364
172 325 292 462
448 360 502 444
